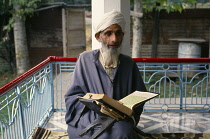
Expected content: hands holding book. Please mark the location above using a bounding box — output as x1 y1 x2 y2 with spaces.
78 91 159 124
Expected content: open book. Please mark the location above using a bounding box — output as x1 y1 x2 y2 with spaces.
78 91 159 116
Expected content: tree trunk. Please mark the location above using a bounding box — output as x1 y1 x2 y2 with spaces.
132 0 143 58
151 9 160 58
13 4 30 75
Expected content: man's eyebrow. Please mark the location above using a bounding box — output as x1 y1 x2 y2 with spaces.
103 29 122 33
104 30 112 33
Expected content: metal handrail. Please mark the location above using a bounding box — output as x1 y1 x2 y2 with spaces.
1 56 210 94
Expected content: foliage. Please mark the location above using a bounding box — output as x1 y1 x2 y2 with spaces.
0 72 17 87
143 0 196 13
53 0 91 4
1 0 91 31
131 0 197 13
0 35 15 73
0 0 9 15
1 0 43 75
2 0 41 32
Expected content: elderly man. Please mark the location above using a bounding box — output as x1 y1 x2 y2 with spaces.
65 10 146 139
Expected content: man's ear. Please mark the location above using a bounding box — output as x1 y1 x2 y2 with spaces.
95 32 100 42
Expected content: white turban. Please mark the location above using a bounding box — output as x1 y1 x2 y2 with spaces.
94 9 126 34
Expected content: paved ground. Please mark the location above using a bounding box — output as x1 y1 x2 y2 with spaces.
45 111 210 134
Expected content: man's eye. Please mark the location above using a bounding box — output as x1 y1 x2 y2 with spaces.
116 31 123 35
105 32 112 36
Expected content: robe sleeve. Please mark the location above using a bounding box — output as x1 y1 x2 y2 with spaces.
64 55 88 126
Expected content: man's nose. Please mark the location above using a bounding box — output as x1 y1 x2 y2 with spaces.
110 33 118 42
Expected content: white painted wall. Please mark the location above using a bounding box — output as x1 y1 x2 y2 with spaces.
91 0 130 56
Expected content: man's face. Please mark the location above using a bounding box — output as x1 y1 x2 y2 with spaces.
96 24 124 49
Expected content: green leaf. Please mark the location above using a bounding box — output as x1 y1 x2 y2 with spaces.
143 0 196 12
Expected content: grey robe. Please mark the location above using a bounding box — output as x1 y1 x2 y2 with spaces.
65 49 146 139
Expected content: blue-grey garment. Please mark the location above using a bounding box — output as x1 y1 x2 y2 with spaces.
65 49 146 138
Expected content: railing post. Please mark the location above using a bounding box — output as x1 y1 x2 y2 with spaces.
179 64 183 110
49 63 55 110
17 86 26 139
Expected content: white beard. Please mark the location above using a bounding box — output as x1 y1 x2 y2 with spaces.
100 41 121 68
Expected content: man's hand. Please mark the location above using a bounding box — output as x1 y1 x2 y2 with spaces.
117 101 123 104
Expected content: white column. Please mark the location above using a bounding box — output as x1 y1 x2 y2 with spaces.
91 0 130 56
62 8 67 57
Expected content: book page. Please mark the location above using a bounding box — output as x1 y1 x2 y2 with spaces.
120 95 147 109
119 91 159 109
